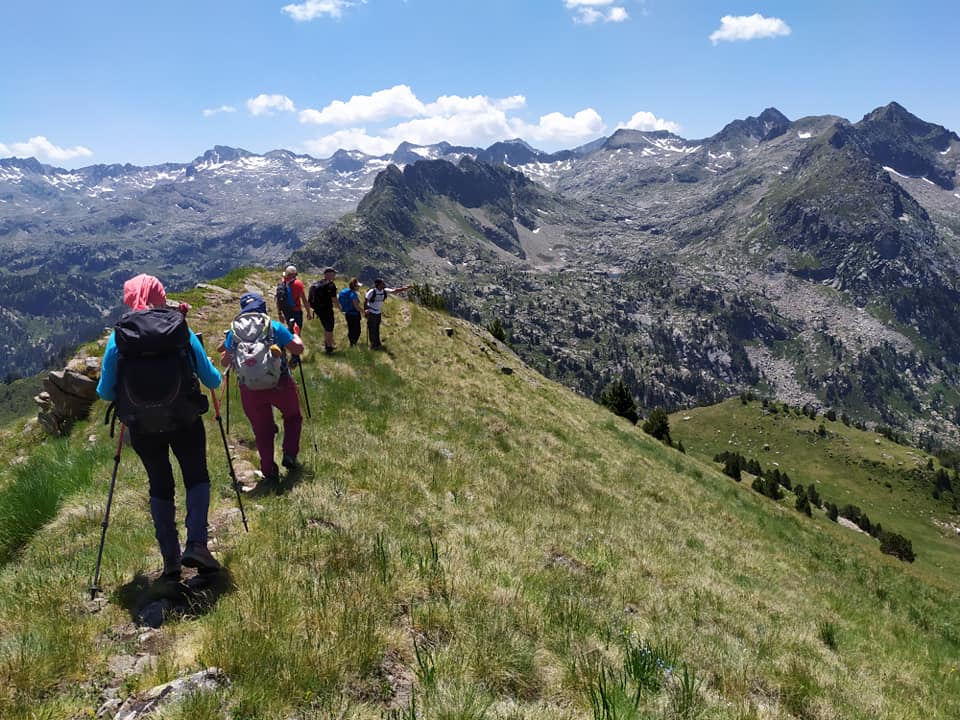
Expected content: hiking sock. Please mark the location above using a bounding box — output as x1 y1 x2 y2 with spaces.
149 497 181 576
184 483 210 546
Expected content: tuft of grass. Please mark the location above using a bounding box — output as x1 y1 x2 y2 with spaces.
669 663 704 720
0 439 109 563
817 618 839 651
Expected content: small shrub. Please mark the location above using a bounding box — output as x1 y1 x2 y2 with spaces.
806 484 821 508
880 531 916 562
724 456 742 482
600 379 639 425
408 283 448 311
487 317 507 343
642 407 672 445
825 503 839 521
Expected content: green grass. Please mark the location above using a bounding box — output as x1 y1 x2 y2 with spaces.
0 374 41 426
0 272 959 718
0 438 111 563
669 397 960 573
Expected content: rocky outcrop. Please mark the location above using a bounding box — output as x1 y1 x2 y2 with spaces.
98 667 229 720
34 355 101 436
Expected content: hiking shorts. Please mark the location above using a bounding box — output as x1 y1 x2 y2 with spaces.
318 310 335 332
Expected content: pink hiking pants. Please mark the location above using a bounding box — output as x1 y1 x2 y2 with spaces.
239 374 302 476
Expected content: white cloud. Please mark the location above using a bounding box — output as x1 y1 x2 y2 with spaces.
281 0 362 21
709 14 791 44
303 128 396 157
246 94 296 117
496 95 527 111
302 90 605 158
607 7 629 22
299 85 425 126
564 0 629 24
518 108 606 143
619 110 681 134
202 105 237 117
0 136 93 162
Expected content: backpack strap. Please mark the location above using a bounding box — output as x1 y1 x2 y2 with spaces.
104 402 118 438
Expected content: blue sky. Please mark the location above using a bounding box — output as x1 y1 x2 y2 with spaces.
1 0 957 167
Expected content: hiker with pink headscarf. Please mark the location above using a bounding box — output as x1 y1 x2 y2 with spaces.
97 274 223 578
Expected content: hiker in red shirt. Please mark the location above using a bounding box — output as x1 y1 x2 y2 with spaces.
281 265 311 328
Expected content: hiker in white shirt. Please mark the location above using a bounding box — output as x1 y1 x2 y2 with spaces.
364 277 410 350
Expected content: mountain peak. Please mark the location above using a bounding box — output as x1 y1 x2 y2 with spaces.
710 108 791 145
193 145 255 165
856 102 958 189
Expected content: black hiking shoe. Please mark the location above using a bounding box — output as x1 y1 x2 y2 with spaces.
260 468 280 485
160 558 182 580
181 543 222 572
282 453 300 470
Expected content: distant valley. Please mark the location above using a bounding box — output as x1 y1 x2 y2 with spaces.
3 102 960 444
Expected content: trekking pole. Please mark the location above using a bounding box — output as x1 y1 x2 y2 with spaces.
225 369 231 433
90 425 125 600
209 387 249 532
295 357 312 419
286 319 318 454
197 332 248 532
287 319 312 420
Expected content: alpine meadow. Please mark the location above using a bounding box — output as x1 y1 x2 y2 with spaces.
3 2 960 718
0 275 958 718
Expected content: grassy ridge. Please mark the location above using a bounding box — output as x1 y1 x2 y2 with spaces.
0 274 958 718
669 397 960 574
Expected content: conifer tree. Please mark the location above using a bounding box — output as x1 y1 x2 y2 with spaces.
599 378 639 424
642 407 672 445
487 317 507 343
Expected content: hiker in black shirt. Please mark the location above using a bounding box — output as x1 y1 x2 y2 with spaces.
308 266 338 354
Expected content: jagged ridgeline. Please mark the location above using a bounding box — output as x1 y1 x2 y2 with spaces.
294 103 960 443
4 102 960 443
0 276 959 718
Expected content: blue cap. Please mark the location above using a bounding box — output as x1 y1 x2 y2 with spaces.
239 292 267 314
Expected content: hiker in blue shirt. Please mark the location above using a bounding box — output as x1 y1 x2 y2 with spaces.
338 277 364 347
219 292 305 487
97 274 223 578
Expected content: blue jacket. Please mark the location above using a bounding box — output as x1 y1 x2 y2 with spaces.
97 329 222 402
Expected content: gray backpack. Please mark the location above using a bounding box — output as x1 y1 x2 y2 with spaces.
231 313 282 390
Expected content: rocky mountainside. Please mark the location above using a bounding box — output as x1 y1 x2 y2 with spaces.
5 103 960 442
0 136 601 378
295 103 960 444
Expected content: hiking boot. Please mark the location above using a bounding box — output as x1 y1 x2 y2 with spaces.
261 468 281 485
325 346 335 354
282 453 300 469
181 542 221 572
161 557 182 580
